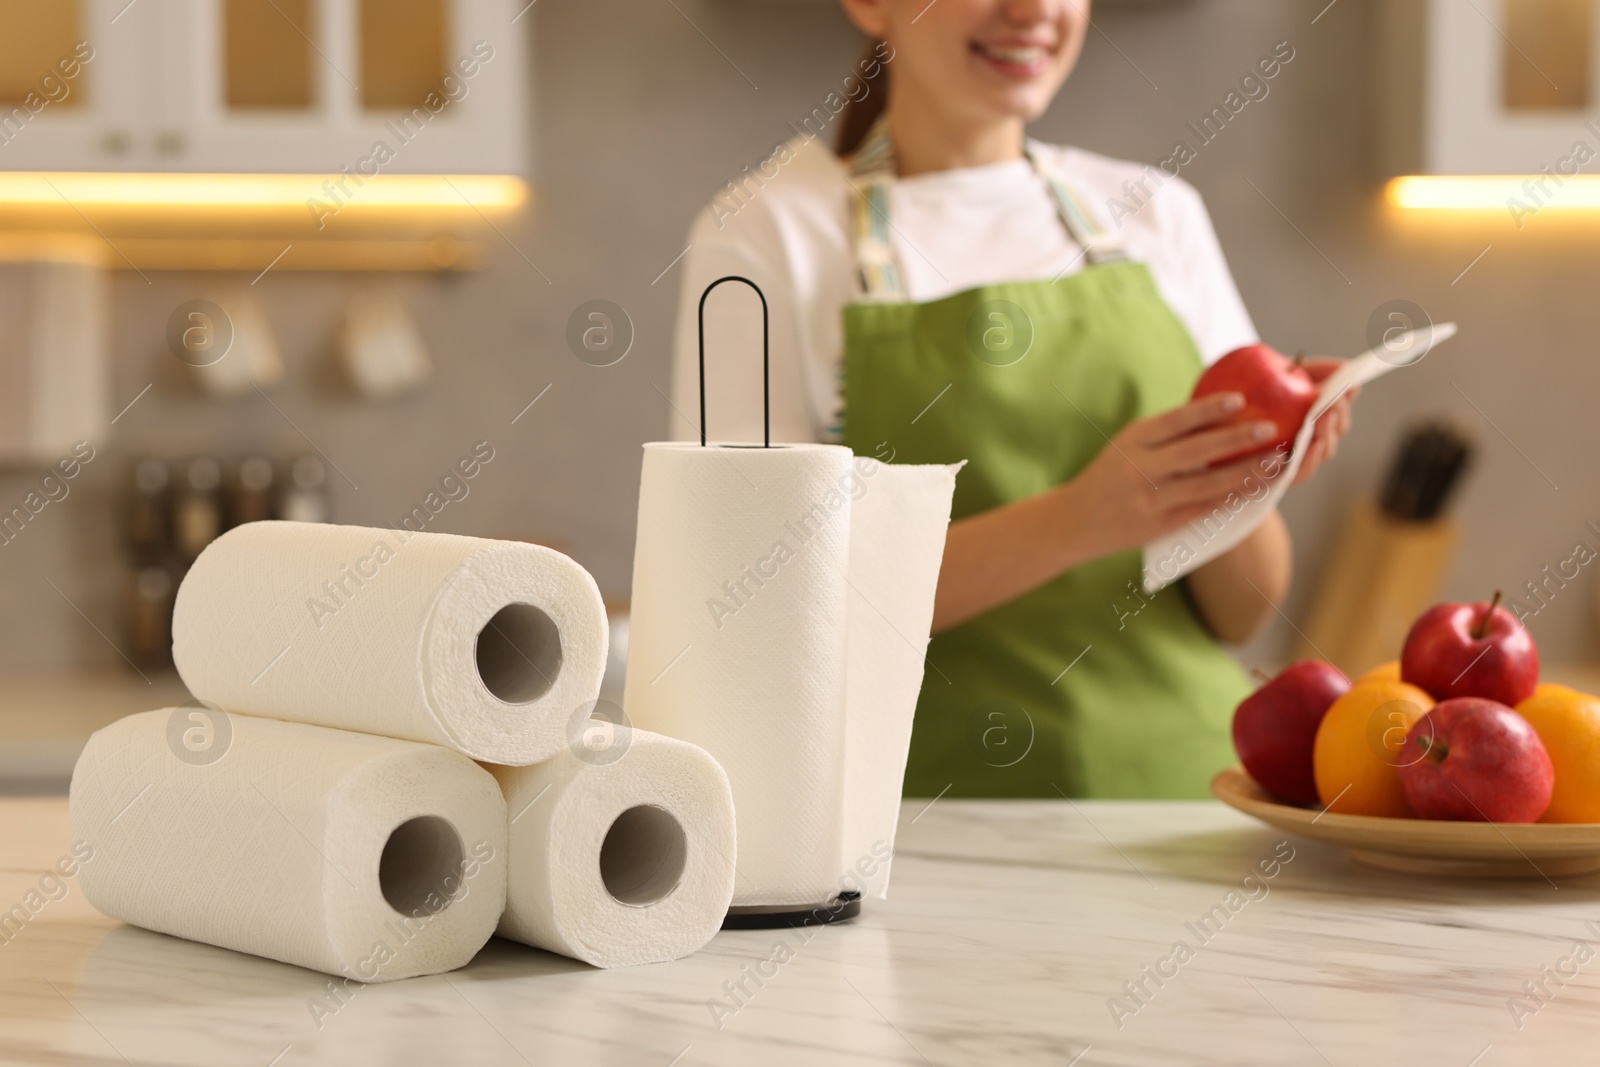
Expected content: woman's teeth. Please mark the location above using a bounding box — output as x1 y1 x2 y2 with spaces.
975 43 1050 66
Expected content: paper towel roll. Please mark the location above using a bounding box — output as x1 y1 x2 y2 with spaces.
173 521 608 766
623 443 957 908
489 726 736 967
71 708 507 981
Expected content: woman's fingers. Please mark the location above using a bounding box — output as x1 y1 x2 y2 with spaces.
1293 438 1328 485
1307 391 1354 453
1149 420 1278 477
1300 356 1343 383
1157 456 1272 512
1294 393 1356 482
1126 393 1245 447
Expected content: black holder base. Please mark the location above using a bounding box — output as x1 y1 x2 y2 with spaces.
720 891 862 930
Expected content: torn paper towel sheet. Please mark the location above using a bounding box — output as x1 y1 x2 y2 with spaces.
489 726 736 967
71 709 507 981
623 443 958 908
1143 322 1458 594
173 521 608 765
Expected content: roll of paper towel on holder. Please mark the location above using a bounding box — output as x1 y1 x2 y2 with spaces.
623 442 958 919
172 521 609 766
489 726 736 968
71 709 507 982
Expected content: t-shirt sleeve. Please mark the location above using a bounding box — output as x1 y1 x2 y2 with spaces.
1161 179 1258 366
670 204 819 445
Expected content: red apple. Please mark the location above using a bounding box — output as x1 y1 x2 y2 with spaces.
1233 660 1352 805
1397 698 1553 822
1191 344 1318 465
1400 591 1539 706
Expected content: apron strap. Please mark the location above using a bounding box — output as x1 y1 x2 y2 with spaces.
1024 139 1129 268
846 117 1126 302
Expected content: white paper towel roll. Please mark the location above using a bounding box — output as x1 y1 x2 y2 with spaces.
623 443 957 908
489 726 736 967
71 708 507 981
173 521 608 766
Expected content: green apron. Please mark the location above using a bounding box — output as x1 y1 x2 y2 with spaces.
837 122 1249 799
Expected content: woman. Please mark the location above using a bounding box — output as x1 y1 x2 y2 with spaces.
670 0 1354 799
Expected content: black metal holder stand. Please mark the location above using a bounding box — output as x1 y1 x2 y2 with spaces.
697 275 770 448
698 277 859 929
721 891 861 930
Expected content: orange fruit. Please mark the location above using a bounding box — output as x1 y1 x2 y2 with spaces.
1516 684 1600 823
1312 680 1435 816
1357 660 1401 685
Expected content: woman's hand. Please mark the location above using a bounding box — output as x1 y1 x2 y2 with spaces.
1293 357 1358 486
1059 392 1279 563
930 391 1275 632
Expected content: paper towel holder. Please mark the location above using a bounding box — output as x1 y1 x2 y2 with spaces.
697 275 769 449
722 890 861 930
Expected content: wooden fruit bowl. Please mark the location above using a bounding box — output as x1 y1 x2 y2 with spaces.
1211 765 1600 879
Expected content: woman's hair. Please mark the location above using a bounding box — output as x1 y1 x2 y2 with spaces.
835 42 890 158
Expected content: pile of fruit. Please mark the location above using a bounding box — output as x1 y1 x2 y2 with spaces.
1233 593 1600 823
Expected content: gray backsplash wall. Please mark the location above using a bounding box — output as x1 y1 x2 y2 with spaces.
2 0 1597 674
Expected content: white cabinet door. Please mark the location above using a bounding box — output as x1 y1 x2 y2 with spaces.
0 0 161 171
0 0 525 175
164 0 526 175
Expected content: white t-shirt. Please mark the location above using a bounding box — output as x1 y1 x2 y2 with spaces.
671 135 1257 445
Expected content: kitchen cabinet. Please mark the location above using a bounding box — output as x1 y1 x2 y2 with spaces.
0 0 136 172
1378 0 1600 176
0 0 525 175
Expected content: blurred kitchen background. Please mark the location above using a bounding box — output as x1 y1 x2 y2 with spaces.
2 0 1599 791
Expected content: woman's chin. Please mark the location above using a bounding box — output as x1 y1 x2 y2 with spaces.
967 89 1055 125
963 64 1063 120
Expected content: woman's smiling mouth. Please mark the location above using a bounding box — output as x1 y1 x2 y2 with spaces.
970 39 1058 79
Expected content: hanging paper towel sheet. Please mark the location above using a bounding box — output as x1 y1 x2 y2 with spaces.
71 709 507 981
173 521 608 766
623 443 958 908
489 726 736 968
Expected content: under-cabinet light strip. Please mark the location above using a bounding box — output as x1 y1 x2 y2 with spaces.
0 173 526 209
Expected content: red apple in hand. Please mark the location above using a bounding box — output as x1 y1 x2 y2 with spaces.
1233 660 1352 805
1401 591 1539 706
1397 698 1553 822
1191 344 1318 465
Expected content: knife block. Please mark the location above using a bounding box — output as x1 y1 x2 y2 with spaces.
1295 496 1459 677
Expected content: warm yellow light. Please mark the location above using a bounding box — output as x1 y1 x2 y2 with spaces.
1388 175 1600 210
0 172 526 210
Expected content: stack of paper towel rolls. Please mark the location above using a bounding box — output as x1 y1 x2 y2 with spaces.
70 521 737 979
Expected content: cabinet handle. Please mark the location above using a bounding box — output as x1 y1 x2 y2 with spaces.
155 130 187 156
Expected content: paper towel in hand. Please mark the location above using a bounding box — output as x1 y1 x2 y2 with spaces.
1142 322 1459 593
173 521 608 765
488 726 735 967
71 708 507 981
623 443 958 907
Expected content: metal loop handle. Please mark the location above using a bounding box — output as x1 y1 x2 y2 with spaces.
697 275 769 448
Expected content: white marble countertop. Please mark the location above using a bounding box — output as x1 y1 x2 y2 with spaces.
7 796 1600 1066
